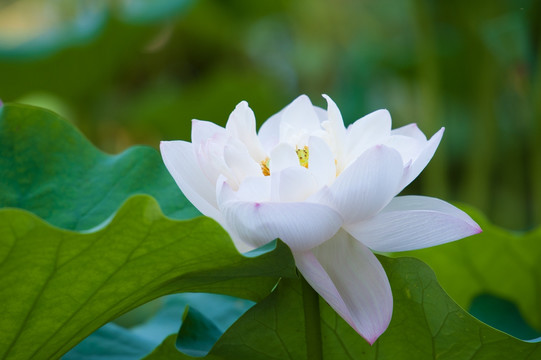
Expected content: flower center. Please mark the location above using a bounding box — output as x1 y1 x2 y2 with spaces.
259 145 310 176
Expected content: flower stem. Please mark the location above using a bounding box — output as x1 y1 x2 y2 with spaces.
301 275 323 360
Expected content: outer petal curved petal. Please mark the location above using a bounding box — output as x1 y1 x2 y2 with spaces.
212 177 259 254
391 123 427 141
313 106 328 123
383 135 424 165
258 97 327 153
345 109 391 164
397 128 444 192
191 119 226 147
160 141 221 220
280 95 321 145
271 167 318 202
223 143 262 185
345 195 482 252
226 101 267 161
308 136 336 187
295 230 393 344
330 145 404 224
322 94 346 138
281 95 321 132
258 110 283 153
231 176 272 203
269 143 299 173
321 94 346 169
220 199 342 252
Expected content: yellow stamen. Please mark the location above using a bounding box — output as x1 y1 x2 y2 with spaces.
296 146 309 168
260 158 270 176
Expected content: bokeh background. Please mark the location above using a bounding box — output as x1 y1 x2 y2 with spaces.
0 0 539 230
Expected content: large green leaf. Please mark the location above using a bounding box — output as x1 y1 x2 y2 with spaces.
401 205 541 333
145 256 541 360
0 195 297 360
0 103 199 230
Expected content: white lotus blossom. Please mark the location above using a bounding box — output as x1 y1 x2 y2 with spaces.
160 95 481 344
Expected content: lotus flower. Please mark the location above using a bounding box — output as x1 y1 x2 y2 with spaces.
160 95 481 344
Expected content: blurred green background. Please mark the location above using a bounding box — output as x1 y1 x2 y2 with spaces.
0 0 539 230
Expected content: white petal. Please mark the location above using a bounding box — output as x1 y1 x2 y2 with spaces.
345 109 391 164
321 94 346 170
313 106 328 122
269 143 299 173
280 95 321 144
322 94 345 131
345 195 482 252
271 167 318 202
220 200 342 251
217 174 271 205
223 143 261 184
258 110 283 153
391 123 427 141
295 229 393 344
308 136 336 187
330 145 404 224
306 185 336 206
190 120 233 185
397 128 444 191
226 101 267 161
258 97 326 153
234 176 272 202
160 141 221 220
196 136 231 187
213 178 261 254
191 120 226 147
383 135 424 165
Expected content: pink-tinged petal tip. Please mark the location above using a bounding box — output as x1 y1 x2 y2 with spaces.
295 230 393 344
346 196 482 253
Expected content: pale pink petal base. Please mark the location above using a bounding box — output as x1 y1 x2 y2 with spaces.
295 229 393 344
345 195 482 252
